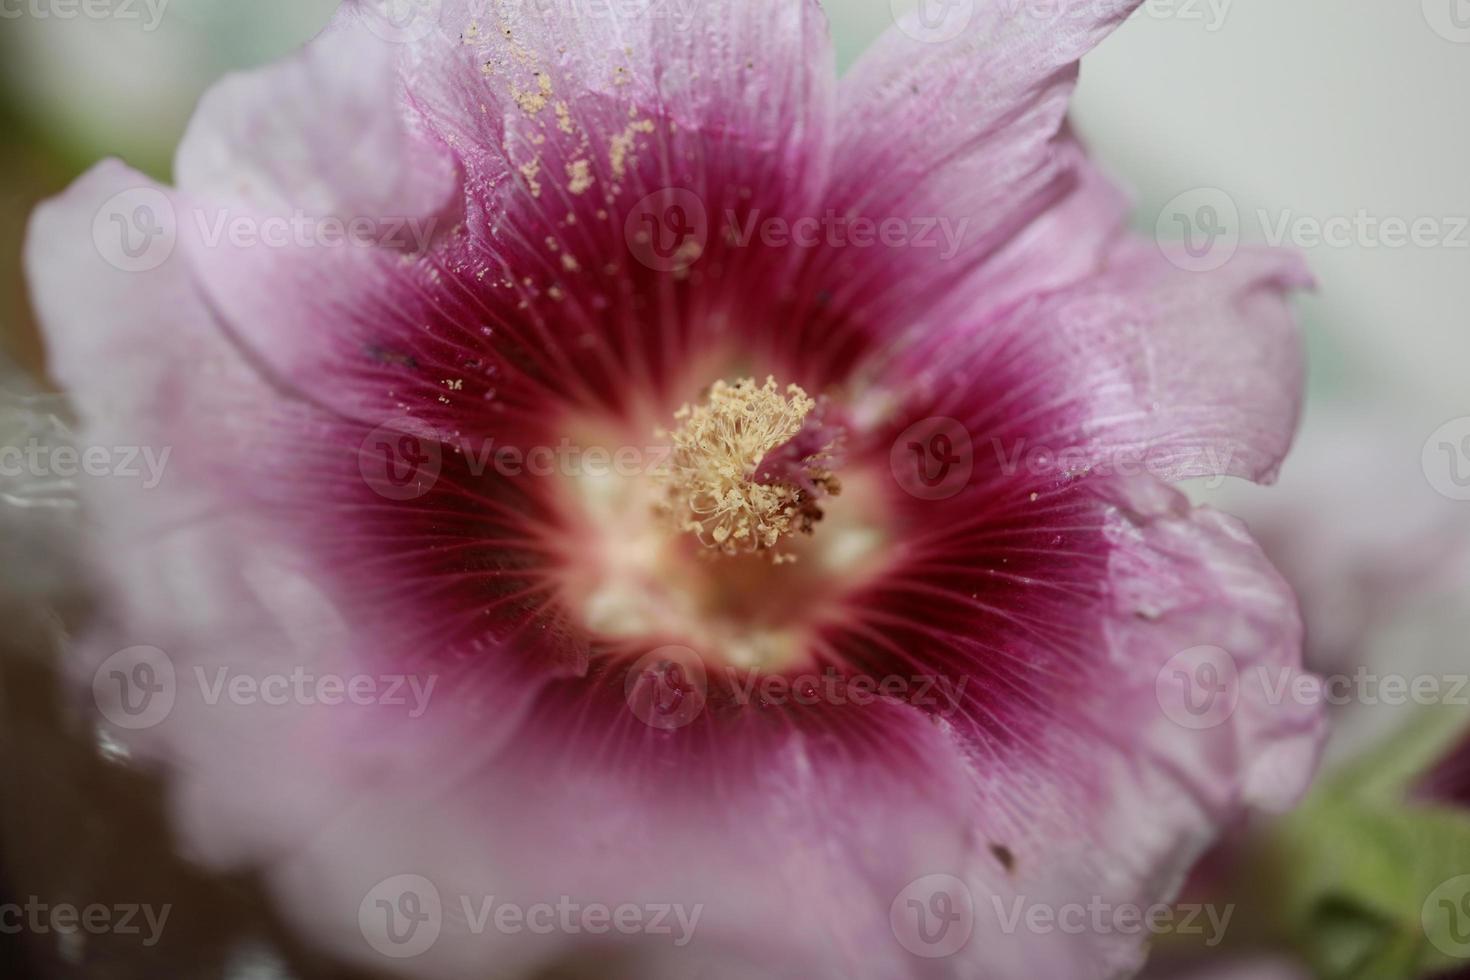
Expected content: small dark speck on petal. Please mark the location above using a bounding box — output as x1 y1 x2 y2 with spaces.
990 843 1016 873
365 344 418 369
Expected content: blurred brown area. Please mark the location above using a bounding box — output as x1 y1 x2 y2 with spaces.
0 100 386 973
0 559 396 978
0 101 63 386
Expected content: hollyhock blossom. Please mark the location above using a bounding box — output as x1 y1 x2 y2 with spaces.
25 0 1323 976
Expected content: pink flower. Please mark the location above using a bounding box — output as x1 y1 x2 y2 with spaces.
25 1 1323 976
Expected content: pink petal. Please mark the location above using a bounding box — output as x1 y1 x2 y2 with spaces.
819 0 1142 331
881 239 1311 486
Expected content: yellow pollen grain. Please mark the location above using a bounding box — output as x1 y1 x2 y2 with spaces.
519 158 542 198
513 71 552 115
609 119 655 180
555 101 574 134
566 159 594 195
